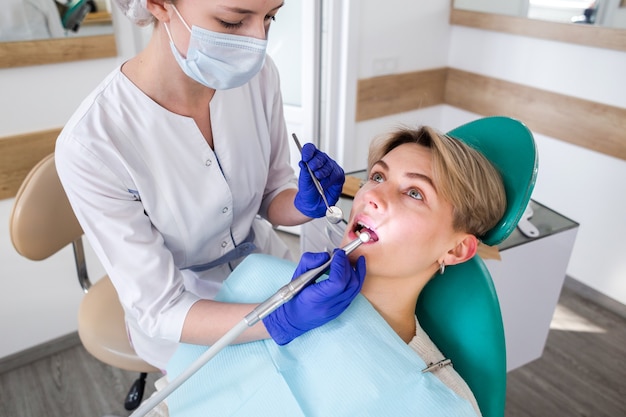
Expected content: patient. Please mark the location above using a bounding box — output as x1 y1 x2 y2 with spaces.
146 124 507 417
339 125 506 414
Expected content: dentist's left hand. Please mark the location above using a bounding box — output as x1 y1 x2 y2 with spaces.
294 143 345 218
263 250 366 345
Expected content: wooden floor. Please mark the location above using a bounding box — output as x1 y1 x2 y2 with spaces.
504 285 626 417
1 231 624 416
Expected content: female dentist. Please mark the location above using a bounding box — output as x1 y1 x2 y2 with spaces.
55 0 365 371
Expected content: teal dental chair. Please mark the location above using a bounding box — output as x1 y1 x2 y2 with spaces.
56 0 93 32
416 116 538 417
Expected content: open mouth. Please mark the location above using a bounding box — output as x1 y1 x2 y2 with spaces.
354 221 379 242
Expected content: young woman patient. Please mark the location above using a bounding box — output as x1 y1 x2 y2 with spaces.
341 125 506 415
148 124 507 417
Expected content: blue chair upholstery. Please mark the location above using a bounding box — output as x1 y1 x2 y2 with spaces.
416 116 538 417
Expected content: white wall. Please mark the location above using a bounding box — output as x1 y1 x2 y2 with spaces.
0 7 145 359
446 26 626 305
343 1 626 307
338 0 453 173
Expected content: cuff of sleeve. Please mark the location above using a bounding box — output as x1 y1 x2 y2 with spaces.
259 181 297 219
158 291 202 343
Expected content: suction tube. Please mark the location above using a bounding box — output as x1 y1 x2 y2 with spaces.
130 232 371 417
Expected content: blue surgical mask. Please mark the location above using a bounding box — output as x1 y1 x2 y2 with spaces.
165 5 267 90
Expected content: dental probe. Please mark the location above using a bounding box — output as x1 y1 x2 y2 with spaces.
130 232 371 417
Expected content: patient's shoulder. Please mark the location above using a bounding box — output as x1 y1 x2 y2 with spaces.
409 317 482 417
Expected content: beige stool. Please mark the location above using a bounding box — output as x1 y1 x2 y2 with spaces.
10 153 159 411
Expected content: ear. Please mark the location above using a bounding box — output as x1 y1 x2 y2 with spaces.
442 234 478 267
145 0 171 22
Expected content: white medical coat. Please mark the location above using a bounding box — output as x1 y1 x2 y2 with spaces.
55 57 297 369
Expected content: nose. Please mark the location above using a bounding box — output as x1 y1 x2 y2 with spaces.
245 18 271 40
363 183 388 211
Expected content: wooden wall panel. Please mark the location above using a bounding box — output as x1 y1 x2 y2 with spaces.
0 35 117 69
355 67 625 161
356 68 447 121
445 68 626 161
450 9 626 52
0 129 60 200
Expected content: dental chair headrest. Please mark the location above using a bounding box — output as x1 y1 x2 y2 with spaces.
446 116 538 246
58 0 93 32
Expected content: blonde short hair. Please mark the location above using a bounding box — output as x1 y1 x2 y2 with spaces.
367 126 506 239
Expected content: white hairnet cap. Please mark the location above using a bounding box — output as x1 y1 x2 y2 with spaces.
113 0 155 26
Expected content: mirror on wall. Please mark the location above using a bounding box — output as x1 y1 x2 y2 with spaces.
0 0 114 42
453 0 626 29
452 0 626 51
0 0 116 68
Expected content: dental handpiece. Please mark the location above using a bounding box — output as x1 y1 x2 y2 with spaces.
244 231 371 326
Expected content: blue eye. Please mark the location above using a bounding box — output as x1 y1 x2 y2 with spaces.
370 172 384 183
408 189 423 200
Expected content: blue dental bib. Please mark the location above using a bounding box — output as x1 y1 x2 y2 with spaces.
166 254 477 417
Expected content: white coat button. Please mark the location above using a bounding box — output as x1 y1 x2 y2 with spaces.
205 159 212 166
221 241 228 248
222 207 228 213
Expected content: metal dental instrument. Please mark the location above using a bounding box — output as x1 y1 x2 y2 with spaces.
291 133 344 224
130 232 371 417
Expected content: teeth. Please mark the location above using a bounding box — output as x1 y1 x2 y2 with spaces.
357 221 371 230
355 221 377 242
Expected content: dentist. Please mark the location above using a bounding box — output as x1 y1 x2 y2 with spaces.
55 0 365 371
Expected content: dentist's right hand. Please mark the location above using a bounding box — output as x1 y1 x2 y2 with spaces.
263 250 366 345
294 143 345 218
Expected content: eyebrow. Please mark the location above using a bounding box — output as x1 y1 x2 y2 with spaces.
373 159 437 191
220 2 285 15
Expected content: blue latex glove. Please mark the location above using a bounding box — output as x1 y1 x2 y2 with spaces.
294 143 345 218
263 250 366 346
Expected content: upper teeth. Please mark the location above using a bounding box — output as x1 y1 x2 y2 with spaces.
357 221 372 231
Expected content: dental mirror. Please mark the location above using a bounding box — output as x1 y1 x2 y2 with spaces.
291 133 344 224
325 206 344 224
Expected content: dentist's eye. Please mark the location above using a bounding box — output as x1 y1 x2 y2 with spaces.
219 20 243 29
265 15 277 23
408 188 423 200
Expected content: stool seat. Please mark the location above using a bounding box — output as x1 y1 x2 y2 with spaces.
79 276 159 373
